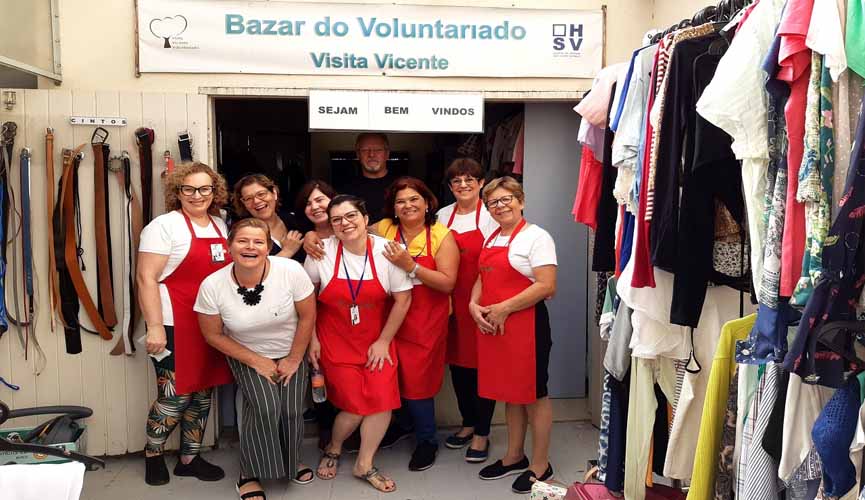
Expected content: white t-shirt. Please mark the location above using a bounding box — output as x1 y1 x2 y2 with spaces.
194 257 315 359
303 235 413 293
138 210 229 325
436 202 499 240
484 224 557 281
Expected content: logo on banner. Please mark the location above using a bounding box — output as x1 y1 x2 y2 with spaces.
150 15 198 49
551 23 584 57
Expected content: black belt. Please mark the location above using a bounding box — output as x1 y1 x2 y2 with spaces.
135 128 155 224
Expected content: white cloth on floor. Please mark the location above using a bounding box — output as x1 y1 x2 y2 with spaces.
0 462 85 500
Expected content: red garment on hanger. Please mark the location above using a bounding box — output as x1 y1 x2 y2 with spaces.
572 145 604 230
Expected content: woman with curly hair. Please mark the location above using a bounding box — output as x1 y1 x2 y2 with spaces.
137 162 233 486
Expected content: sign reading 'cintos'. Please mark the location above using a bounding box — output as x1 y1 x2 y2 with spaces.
308 91 483 133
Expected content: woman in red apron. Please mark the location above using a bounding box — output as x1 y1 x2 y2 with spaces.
138 162 234 486
305 195 412 493
436 158 499 463
468 176 558 494
377 177 459 472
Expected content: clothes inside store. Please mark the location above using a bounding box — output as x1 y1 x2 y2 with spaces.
572 0 865 497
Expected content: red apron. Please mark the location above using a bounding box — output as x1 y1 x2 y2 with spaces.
392 225 450 400
317 238 400 416
445 201 485 369
477 218 537 404
163 211 234 395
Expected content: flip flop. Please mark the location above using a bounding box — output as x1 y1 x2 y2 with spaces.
355 466 396 493
316 451 340 480
292 467 315 485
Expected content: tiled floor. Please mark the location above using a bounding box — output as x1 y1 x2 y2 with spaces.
81 422 598 500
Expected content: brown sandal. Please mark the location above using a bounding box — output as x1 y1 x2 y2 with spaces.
356 466 396 493
316 451 340 480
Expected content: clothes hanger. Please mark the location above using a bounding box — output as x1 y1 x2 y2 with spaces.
0 401 105 471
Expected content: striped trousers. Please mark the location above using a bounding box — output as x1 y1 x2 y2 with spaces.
228 357 308 480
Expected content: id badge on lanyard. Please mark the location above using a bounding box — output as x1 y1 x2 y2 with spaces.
210 243 226 263
343 245 368 326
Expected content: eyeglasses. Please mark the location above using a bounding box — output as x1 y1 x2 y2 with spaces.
330 210 362 226
241 189 271 204
179 184 214 197
450 176 478 187
358 147 387 156
485 195 515 209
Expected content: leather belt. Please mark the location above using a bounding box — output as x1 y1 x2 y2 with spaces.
91 128 118 328
135 128 155 224
0 122 16 336
109 152 144 356
55 144 113 350
45 128 61 334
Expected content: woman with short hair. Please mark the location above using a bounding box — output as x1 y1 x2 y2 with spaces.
196 218 317 500
305 195 413 493
376 176 459 471
436 159 499 463
232 174 304 260
469 176 558 494
138 162 232 486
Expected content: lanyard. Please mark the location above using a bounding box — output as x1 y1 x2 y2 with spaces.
397 227 425 260
341 245 369 304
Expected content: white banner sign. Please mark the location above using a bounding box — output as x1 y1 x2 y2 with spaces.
309 90 483 132
137 1 603 78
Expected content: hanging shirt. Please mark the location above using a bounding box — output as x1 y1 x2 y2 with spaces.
573 145 605 229
574 64 625 128
846 0 865 77
806 0 848 80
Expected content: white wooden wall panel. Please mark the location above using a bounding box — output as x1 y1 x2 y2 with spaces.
0 88 210 456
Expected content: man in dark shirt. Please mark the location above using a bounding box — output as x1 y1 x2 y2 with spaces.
336 132 397 221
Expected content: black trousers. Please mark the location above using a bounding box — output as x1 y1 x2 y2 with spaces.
451 365 496 437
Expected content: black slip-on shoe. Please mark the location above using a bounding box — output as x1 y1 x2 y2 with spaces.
511 463 554 494
408 441 438 471
465 440 490 463
379 423 413 450
145 455 170 486
445 432 474 449
478 456 529 480
173 455 225 481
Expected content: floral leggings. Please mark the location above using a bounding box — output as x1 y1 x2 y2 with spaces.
145 364 212 456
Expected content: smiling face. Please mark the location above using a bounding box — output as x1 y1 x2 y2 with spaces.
329 201 369 243
240 182 277 221
394 187 428 226
178 172 215 218
304 188 331 227
356 135 389 177
229 226 270 270
448 174 483 205
485 187 524 227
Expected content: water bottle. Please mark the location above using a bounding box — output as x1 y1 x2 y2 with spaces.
311 369 327 403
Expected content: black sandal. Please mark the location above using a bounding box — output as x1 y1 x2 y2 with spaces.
236 477 266 500
292 467 315 485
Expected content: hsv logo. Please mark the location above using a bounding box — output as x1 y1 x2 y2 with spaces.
552 23 584 53
150 15 189 48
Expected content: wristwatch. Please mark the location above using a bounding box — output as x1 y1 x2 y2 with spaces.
408 263 419 279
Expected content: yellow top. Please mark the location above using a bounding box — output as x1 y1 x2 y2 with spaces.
377 219 450 258
687 313 756 500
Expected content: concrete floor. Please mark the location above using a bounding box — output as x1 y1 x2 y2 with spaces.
81 422 598 500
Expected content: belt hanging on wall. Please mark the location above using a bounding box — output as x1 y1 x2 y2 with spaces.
177 131 193 162
91 128 118 329
135 128 155 224
54 144 114 354
109 152 143 356
45 128 62 334
0 122 17 337
6 148 46 372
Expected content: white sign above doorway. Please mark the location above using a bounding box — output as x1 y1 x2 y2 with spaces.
308 90 484 133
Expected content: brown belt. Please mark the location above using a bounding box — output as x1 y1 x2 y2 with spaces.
59 144 112 342
45 128 61 333
91 128 117 328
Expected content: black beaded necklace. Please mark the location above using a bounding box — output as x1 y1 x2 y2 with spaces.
233 261 267 306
